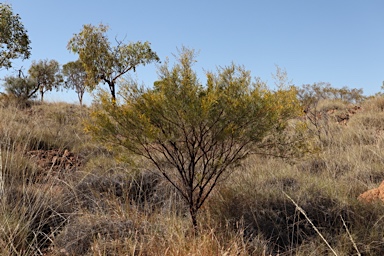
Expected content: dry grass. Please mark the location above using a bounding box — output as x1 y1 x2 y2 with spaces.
362 95 384 112
317 98 348 112
206 97 384 255
1 96 384 255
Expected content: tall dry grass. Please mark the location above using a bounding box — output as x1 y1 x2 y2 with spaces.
0 103 81 255
1 96 384 255
207 96 384 255
0 102 258 255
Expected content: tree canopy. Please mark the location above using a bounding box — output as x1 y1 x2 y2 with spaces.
62 60 87 106
86 48 301 229
2 74 38 101
297 82 365 109
0 4 31 69
28 59 63 102
67 23 160 101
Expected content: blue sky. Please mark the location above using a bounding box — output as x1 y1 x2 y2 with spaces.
1 0 384 104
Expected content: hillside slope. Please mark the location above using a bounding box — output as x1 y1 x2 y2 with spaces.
0 97 384 255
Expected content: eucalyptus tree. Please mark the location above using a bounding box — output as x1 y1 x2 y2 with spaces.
62 60 87 106
28 59 63 102
67 23 160 101
0 4 31 69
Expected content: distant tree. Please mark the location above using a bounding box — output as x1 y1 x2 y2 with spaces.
0 4 31 69
86 48 301 230
297 82 364 108
28 59 63 102
3 74 38 101
62 60 87 106
296 82 365 141
67 23 160 101
297 82 332 110
330 86 364 104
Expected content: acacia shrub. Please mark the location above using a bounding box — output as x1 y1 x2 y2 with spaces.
86 48 301 229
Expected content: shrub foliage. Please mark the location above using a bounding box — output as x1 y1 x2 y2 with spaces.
86 48 301 229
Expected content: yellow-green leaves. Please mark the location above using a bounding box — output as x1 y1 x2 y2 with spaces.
67 23 159 100
86 47 302 229
87 47 302 161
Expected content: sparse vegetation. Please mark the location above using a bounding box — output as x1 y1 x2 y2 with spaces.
85 48 301 231
1 5 384 255
0 75 384 255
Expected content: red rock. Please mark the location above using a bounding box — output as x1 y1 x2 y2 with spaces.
358 180 384 203
27 149 83 176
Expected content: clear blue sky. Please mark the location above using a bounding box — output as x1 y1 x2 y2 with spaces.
1 0 384 104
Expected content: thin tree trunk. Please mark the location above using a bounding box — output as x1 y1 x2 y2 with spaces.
79 92 83 106
108 81 116 101
190 205 198 234
39 84 44 102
